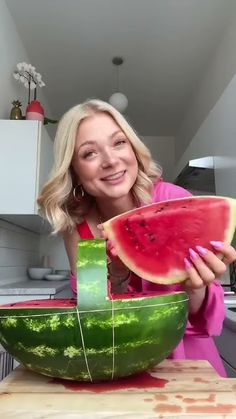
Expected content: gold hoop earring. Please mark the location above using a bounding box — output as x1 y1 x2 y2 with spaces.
73 184 85 201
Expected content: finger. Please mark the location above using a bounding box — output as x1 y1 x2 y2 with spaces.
97 224 108 239
195 246 227 277
210 241 236 265
106 240 118 257
188 248 216 284
100 230 108 240
184 258 204 289
107 240 114 251
97 223 109 240
109 247 118 257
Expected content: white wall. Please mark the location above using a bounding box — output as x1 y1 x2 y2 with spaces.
0 219 40 285
175 74 236 199
0 0 51 118
39 233 70 271
0 1 51 283
142 136 175 182
176 14 236 161
0 0 31 117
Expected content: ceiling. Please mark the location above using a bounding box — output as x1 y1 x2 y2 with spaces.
6 0 236 135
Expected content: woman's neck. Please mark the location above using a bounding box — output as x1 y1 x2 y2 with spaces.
96 195 137 222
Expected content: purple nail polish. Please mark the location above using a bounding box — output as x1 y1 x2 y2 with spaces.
210 240 223 250
196 245 208 256
189 248 199 260
184 257 193 269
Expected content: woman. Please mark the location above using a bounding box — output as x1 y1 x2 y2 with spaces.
38 98 236 377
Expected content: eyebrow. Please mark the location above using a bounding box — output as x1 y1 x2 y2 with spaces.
78 130 124 151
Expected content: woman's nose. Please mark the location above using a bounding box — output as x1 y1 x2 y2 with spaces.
101 149 118 168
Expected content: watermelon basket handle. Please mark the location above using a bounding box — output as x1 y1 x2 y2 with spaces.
76 239 109 310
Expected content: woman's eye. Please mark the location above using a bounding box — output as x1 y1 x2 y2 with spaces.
114 139 126 146
83 150 97 159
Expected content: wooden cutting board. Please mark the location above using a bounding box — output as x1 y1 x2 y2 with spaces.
1 359 236 418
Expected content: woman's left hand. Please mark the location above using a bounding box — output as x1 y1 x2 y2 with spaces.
184 241 236 290
183 241 236 314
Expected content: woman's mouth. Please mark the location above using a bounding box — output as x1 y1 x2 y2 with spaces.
101 170 126 184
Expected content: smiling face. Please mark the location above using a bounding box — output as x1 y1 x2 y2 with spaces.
72 112 138 202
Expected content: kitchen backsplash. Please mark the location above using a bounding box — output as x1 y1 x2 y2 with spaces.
0 219 41 286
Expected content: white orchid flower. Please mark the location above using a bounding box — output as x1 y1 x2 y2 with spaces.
13 62 46 104
36 73 42 82
30 82 37 90
22 62 29 71
13 72 20 80
17 62 23 71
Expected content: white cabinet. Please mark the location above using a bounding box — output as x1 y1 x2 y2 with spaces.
0 120 53 233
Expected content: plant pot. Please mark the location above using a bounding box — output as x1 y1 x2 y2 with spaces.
26 100 44 122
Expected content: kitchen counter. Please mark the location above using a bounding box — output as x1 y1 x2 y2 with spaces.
213 294 236 378
224 294 236 332
0 360 236 418
0 279 69 295
0 280 73 304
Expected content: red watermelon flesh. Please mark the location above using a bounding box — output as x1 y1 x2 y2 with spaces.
103 196 236 284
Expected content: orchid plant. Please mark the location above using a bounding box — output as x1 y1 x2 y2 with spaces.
13 62 45 104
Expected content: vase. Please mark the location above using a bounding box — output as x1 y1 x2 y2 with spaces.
26 100 44 122
10 100 23 120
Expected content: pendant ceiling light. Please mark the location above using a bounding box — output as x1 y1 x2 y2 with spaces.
108 56 128 113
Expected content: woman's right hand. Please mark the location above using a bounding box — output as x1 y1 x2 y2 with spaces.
97 224 128 272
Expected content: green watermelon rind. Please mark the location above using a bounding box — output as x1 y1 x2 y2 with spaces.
103 196 236 284
0 240 189 382
0 291 188 382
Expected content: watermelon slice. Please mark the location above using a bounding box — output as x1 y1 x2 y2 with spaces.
103 196 236 284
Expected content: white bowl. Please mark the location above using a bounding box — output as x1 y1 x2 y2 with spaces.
55 269 70 277
28 267 53 280
44 274 66 281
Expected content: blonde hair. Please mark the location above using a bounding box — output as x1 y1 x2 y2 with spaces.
38 99 162 233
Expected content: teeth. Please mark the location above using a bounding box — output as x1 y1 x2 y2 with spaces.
103 171 124 181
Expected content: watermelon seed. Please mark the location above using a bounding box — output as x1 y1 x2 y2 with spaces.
148 233 156 242
124 221 131 231
133 239 145 251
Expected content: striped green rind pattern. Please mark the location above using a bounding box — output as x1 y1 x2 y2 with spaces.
76 239 111 310
0 292 188 381
0 239 188 381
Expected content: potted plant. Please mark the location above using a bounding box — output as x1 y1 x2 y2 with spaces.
13 62 45 121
